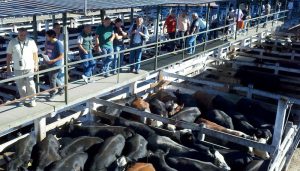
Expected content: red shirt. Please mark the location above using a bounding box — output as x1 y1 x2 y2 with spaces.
165 15 177 33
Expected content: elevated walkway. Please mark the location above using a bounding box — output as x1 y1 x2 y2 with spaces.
0 71 148 136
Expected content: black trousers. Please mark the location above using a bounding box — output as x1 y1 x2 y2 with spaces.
167 32 176 51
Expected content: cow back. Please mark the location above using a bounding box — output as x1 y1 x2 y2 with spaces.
127 163 156 171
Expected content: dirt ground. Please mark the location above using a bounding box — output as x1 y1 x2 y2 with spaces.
288 147 300 171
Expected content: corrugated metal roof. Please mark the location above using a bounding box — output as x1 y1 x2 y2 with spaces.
0 0 226 18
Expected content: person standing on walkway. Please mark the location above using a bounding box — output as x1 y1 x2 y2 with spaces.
51 23 67 88
288 0 294 19
177 11 190 49
78 25 95 84
263 1 271 28
6 28 39 107
113 18 127 74
128 16 149 74
186 13 200 55
163 10 177 53
95 17 115 77
45 30 64 99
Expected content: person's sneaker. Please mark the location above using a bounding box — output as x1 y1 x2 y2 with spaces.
17 102 24 107
186 52 193 55
135 70 140 74
112 71 117 75
88 78 95 83
82 75 89 84
48 93 55 100
29 100 36 107
104 73 111 78
56 90 64 96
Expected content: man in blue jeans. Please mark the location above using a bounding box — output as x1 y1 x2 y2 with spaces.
128 17 149 74
187 13 200 55
113 18 127 74
95 17 115 77
78 25 95 84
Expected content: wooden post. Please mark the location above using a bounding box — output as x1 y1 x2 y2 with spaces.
34 117 46 141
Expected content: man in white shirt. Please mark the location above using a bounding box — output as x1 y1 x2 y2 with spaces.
6 28 39 107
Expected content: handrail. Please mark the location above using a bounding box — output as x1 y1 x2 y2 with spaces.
0 10 288 107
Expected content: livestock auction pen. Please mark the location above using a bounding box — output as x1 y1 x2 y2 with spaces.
0 0 299 171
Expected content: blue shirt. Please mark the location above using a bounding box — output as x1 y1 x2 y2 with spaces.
46 40 64 66
128 24 149 44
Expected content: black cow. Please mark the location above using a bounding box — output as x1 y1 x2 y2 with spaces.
149 98 169 117
89 134 125 171
58 123 134 139
244 159 271 171
204 109 234 129
147 134 230 170
5 133 36 171
140 149 177 171
218 149 253 171
166 157 222 171
236 98 275 126
31 134 61 171
113 117 155 138
46 152 88 171
123 134 148 162
60 136 103 157
211 95 272 139
170 107 201 123
174 90 198 107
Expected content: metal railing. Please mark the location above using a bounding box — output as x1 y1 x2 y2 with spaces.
0 10 288 107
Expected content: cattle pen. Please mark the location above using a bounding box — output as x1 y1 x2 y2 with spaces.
0 0 299 171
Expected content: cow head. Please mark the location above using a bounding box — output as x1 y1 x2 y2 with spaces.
131 96 150 112
255 128 272 141
251 137 270 159
214 150 231 171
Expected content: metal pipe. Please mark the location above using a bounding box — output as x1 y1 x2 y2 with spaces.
32 15 40 93
84 0 88 16
130 8 134 25
257 0 263 32
63 12 68 104
203 3 210 51
154 6 161 70
235 0 240 40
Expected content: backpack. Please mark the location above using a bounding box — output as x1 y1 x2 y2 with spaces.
199 18 207 30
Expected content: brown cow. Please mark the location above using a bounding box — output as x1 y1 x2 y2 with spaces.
121 96 151 124
196 118 255 140
127 163 155 171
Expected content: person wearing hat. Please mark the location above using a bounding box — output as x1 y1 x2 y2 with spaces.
95 17 115 77
6 28 39 107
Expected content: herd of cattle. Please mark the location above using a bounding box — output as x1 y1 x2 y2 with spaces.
1 89 277 171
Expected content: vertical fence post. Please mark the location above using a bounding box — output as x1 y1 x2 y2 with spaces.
235 0 240 40
257 0 263 33
33 15 40 93
63 12 68 104
34 117 46 141
130 8 134 25
271 97 289 149
52 15 55 26
154 6 161 71
203 3 210 52
117 49 120 83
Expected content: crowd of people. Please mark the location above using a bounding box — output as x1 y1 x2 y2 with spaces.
4 1 291 107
